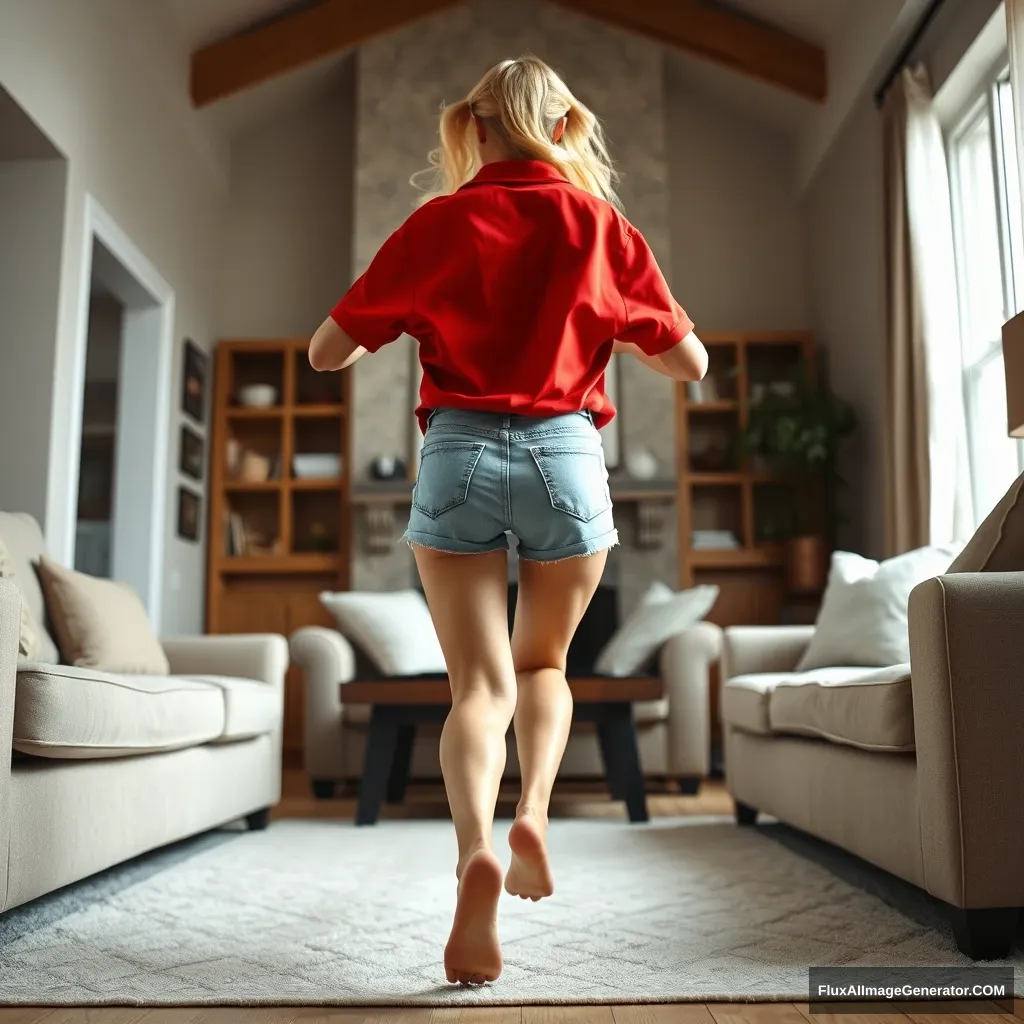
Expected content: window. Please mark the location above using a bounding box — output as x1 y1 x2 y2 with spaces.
948 67 1024 524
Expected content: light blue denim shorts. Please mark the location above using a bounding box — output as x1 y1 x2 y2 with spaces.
403 408 618 561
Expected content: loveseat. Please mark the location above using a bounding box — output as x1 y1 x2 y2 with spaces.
720 476 1024 960
291 583 722 796
0 512 288 913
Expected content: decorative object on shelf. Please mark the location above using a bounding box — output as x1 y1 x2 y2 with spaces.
179 425 204 481
293 453 342 480
296 521 334 553
743 361 856 595
226 512 246 556
239 451 272 483
689 439 731 472
181 340 207 424
623 447 658 481
236 383 278 408
177 487 201 542
691 529 740 550
370 455 406 480
635 500 670 549
364 505 396 553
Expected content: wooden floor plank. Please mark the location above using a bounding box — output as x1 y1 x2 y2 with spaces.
708 1005 809 1024
36 1012 151 1024
793 1001 912 1024
907 1009 1016 1024
523 1008 615 1023
430 1009 522 1023
0 1010 56 1024
294 1010 432 1024
614 1005 717 1024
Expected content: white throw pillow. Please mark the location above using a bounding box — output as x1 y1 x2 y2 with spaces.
796 544 963 671
594 581 719 677
319 589 447 676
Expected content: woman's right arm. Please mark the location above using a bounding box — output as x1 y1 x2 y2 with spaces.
613 333 708 382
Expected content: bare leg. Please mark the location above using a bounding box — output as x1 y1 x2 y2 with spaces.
505 551 607 900
412 546 516 985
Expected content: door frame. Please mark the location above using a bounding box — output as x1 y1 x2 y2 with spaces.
64 195 175 630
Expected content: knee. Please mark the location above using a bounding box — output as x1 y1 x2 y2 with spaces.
451 678 516 718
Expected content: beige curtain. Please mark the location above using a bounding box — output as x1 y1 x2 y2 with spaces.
881 65 972 556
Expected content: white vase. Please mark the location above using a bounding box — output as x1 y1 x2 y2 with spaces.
625 448 658 480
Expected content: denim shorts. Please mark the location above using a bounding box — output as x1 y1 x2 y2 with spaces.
403 408 618 561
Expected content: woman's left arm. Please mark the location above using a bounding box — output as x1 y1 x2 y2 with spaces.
309 317 366 372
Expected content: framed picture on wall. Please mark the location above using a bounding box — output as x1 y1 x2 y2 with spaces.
181 340 207 424
179 424 204 481
177 487 201 543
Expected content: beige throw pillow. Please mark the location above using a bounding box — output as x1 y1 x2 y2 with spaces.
948 471 1024 572
37 557 169 674
0 537 40 661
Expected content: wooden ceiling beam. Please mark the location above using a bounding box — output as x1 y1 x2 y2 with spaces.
550 0 827 103
190 0 458 107
190 0 827 109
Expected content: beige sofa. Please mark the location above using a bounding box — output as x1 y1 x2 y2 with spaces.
721 479 1024 961
291 620 723 795
0 512 288 914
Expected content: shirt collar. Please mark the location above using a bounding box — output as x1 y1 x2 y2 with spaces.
462 160 569 188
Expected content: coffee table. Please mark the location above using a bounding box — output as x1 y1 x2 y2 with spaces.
340 676 663 826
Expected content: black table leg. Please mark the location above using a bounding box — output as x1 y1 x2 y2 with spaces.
595 718 626 801
386 723 416 804
356 705 401 825
596 703 649 823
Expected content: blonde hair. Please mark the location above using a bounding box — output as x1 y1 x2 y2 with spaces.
413 55 620 209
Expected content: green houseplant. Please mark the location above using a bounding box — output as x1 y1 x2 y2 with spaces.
744 366 856 593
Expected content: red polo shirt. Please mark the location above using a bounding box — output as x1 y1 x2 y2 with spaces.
330 160 693 433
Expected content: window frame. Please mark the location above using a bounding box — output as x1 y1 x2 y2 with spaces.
947 62 1024 524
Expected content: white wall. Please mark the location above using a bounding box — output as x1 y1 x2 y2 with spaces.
0 159 67 523
221 62 355 337
0 0 229 634
666 63 809 331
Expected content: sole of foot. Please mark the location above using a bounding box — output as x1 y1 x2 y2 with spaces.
505 816 554 901
444 849 504 985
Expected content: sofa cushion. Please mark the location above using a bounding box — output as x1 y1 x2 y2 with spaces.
0 513 59 664
188 675 280 741
13 664 224 758
948 471 1024 572
37 557 170 674
768 663 914 752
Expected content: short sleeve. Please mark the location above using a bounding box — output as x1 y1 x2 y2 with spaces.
330 224 413 353
616 228 693 356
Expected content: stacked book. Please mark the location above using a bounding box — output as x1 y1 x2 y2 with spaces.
691 529 740 550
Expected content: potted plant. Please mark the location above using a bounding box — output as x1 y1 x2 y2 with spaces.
743 366 856 594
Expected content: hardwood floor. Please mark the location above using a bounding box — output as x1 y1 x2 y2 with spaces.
1 775 1014 1022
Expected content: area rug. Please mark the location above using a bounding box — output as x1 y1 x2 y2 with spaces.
0 816 1020 1005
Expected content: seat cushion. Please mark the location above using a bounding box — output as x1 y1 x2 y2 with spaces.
14 664 225 758
722 665 914 753
0 513 59 664
188 675 280 741
769 663 913 752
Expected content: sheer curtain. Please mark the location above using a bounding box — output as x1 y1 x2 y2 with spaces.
881 65 972 554
1008 0 1024 214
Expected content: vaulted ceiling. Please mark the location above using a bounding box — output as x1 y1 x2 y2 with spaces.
169 0 833 114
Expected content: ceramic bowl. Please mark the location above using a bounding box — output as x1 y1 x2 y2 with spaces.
237 384 278 408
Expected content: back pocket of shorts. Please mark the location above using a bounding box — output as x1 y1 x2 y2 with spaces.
529 447 611 522
413 441 486 519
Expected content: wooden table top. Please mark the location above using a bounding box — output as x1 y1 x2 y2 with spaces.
340 675 663 705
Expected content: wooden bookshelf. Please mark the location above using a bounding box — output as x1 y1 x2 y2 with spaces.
206 339 352 766
676 331 815 629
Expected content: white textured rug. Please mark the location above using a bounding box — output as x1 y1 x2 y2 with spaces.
1 817 1020 1005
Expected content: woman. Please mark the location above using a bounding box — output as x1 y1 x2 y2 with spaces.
309 55 707 986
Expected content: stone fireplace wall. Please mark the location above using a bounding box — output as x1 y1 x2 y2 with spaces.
350 0 676 613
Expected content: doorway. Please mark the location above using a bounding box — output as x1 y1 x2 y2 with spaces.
67 200 175 630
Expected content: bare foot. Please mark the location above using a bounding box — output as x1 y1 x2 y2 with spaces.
444 849 504 984
505 813 553 901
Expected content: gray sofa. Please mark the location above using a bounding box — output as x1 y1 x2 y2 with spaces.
720 476 1024 960
0 512 288 913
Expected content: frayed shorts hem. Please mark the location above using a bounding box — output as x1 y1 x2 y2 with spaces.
402 528 619 562
518 528 619 562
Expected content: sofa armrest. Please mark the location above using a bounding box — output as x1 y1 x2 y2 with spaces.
289 627 356 779
161 634 288 691
909 572 1024 908
660 621 722 777
0 579 19 911
722 625 815 680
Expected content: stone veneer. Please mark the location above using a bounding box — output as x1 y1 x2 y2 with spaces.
350 0 676 613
